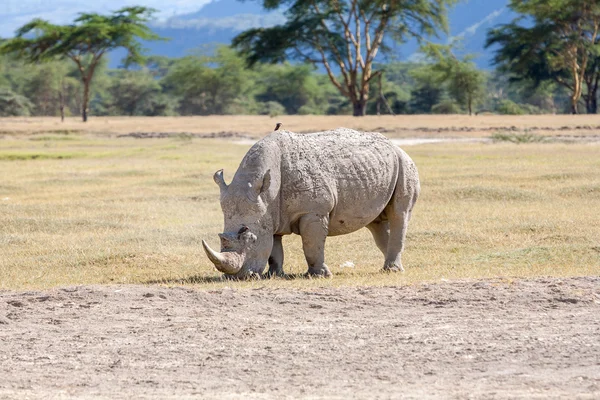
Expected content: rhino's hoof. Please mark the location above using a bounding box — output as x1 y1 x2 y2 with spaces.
306 265 332 278
263 270 285 279
382 263 405 273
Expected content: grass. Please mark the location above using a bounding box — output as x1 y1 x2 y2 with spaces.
1 124 599 290
491 131 545 143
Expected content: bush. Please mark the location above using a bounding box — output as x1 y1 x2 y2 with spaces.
297 104 320 115
496 99 526 115
520 103 543 115
431 100 462 114
259 101 286 117
0 88 33 116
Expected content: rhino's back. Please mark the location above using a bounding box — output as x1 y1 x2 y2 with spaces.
274 128 400 235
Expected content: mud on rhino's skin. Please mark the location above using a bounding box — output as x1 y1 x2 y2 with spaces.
202 127 421 278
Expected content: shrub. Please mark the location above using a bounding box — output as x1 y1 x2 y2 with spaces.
431 100 462 114
259 101 286 117
496 99 525 115
0 88 33 116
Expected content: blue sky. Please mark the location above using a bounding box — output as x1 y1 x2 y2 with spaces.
0 0 213 37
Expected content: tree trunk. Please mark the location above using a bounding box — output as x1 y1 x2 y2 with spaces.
585 96 593 114
353 100 367 116
570 98 578 115
59 81 65 122
82 79 90 122
584 83 598 114
376 74 382 116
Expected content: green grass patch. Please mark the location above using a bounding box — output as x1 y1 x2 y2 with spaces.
29 135 80 141
0 152 87 161
491 131 545 143
453 186 540 201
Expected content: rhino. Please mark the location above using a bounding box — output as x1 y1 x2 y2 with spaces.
202 127 420 278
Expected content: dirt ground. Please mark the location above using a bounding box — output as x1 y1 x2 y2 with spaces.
1 277 599 399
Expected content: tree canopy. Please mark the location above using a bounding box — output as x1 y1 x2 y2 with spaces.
0 7 162 121
487 0 600 114
233 0 457 116
422 45 486 115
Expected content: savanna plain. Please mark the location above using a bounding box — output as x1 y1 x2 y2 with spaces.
1 115 599 399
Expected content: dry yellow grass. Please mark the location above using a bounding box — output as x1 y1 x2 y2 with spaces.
2 114 600 138
0 119 599 290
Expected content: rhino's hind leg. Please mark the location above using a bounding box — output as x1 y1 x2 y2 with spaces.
367 220 390 256
368 215 406 272
299 214 332 278
383 212 409 272
266 235 285 277
382 191 419 272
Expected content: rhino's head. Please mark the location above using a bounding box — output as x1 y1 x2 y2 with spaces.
202 168 274 278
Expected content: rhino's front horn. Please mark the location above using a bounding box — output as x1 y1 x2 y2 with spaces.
202 240 244 275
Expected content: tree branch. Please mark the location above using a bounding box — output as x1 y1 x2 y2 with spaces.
312 40 349 98
309 0 352 82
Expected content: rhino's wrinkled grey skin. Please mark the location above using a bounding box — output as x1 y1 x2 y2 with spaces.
202 128 420 279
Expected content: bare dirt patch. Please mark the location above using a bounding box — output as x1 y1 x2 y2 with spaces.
1 277 599 399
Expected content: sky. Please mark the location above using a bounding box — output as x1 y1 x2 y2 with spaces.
0 0 212 37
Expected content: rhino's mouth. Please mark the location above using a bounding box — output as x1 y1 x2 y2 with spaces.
203 226 268 277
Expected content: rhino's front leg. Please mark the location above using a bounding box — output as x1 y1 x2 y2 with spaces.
266 235 284 277
299 214 332 278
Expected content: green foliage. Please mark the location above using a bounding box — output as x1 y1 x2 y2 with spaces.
421 44 486 114
432 100 462 114
491 131 545 144
163 47 253 115
0 39 585 118
496 99 526 115
233 0 457 115
105 70 166 116
260 101 286 117
2 7 161 65
255 63 328 114
486 0 600 114
409 64 445 113
0 87 33 116
0 7 164 121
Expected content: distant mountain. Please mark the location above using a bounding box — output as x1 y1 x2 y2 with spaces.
111 0 515 69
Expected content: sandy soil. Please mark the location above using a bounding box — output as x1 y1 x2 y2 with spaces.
1 277 599 399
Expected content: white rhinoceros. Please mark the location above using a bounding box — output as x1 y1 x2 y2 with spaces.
202 128 420 278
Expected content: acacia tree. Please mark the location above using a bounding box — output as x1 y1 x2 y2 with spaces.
0 7 161 122
423 45 486 115
582 56 600 113
233 0 457 116
486 0 600 114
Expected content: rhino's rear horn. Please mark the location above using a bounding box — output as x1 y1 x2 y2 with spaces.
202 240 244 275
213 169 228 192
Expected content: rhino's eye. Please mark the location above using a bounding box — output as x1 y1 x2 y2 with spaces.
237 225 249 238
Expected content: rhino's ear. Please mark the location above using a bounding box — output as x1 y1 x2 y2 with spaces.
260 169 271 195
213 169 227 192
250 169 271 199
